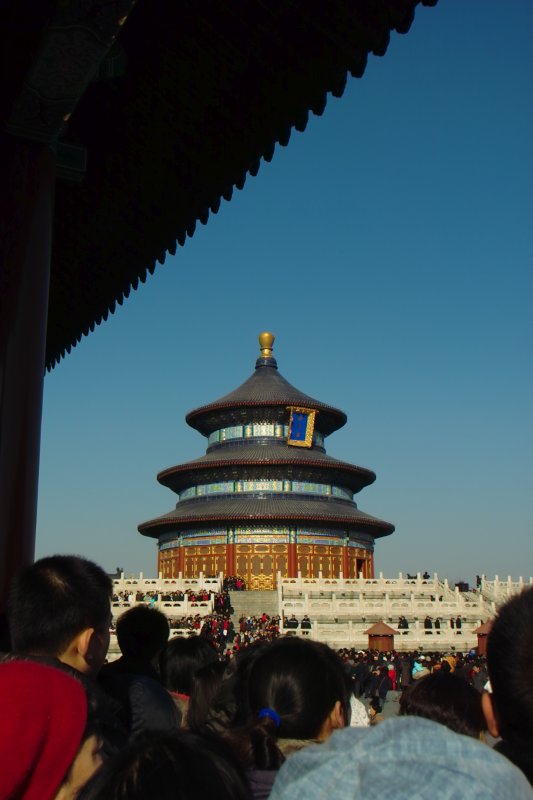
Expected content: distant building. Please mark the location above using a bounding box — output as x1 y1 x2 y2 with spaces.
138 333 394 589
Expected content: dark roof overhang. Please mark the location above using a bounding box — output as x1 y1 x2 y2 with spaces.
157 444 376 494
138 494 395 539
0 0 438 369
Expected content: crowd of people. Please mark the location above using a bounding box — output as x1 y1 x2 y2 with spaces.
1 554 533 799
112 587 213 606
223 575 247 591
234 613 281 648
336 648 489 704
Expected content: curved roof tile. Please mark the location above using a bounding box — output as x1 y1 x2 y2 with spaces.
186 360 347 435
157 443 376 494
138 494 394 538
0 0 437 369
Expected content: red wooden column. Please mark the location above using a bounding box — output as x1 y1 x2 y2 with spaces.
368 552 375 579
287 528 298 578
226 528 236 576
342 537 349 578
0 134 56 610
177 540 185 576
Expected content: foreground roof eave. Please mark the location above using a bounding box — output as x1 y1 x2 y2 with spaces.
30 0 439 369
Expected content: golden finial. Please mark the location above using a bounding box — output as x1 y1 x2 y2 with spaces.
258 331 275 358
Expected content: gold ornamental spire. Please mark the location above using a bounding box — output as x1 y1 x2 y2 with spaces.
258 331 275 358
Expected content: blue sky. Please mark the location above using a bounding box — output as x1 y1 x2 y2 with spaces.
37 1 533 585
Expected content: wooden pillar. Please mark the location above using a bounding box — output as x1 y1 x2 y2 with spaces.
226 544 235 576
288 529 297 578
342 540 349 578
368 552 375 579
0 135 56 610
177 540 185 576
226 529 236 576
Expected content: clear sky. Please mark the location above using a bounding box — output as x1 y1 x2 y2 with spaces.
36 0 533 586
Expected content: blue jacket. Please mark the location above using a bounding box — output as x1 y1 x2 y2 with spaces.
270 716 533 800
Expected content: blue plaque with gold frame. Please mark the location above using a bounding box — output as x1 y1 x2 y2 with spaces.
287 407 317 448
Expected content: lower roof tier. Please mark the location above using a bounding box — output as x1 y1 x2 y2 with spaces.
138 494 394 539
157 443 376 494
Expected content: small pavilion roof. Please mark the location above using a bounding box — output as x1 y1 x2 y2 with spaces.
473 621 493 636
0 0 437 369
138 494 395 539
365 621 398 635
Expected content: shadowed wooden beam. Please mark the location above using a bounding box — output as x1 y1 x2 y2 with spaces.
0 135 56 609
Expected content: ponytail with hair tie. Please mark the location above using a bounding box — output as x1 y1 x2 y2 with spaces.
257 707 281 728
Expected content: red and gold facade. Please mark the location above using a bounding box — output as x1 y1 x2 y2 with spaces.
139 333 392 590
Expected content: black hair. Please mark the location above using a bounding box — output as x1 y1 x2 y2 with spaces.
187 660 227 734
160 636 218 695
201 640 272 735
76 730 250 800
224 637 351 769
487 587 533 745
116 606 169 660
248 638 350 738
370 697 382 713
399 671 485 738
8 555 112 656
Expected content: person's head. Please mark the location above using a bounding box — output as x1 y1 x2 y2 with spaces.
8 555 112 676
77 730 249 800
116 606 169 662
245 637 350 741
160 635 218 694
483 587 533 744
399 671 486 739
369 698 382 718
0 659 102 800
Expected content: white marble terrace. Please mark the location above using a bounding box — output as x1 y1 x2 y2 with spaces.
108 571 532 653
111 573 223 620
278 572 533 651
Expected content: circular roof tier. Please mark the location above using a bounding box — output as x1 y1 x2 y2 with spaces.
157 443 376 495
186 333 347 437
138 494 395 539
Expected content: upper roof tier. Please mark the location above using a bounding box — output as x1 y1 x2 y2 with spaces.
186 333 347 437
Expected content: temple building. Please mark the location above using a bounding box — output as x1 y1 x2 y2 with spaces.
138 333 394 590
